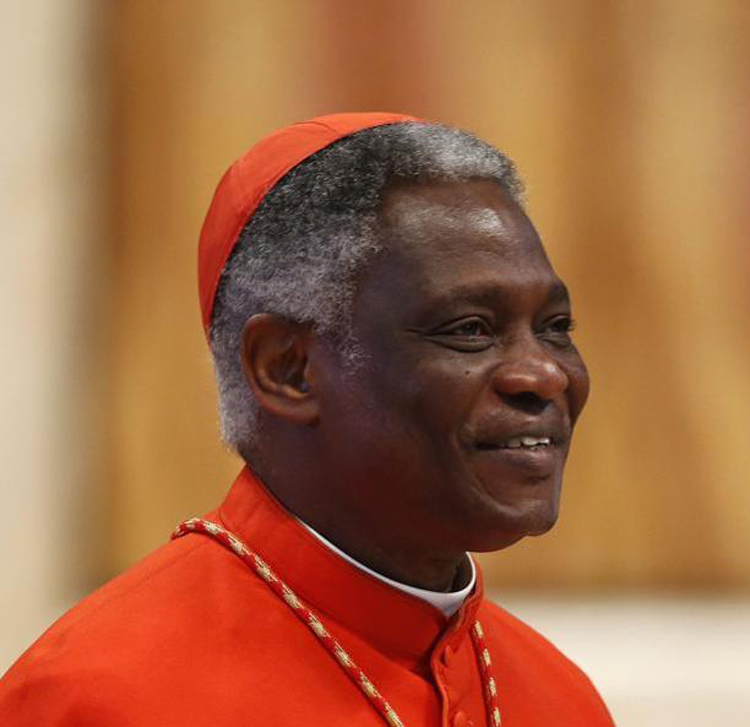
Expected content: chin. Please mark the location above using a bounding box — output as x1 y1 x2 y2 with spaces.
523 489 562 531
465 494 561 552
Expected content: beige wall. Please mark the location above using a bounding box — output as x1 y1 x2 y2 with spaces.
4 6 750 721
0 0 106 666
3 6 750 659
104 1 750 589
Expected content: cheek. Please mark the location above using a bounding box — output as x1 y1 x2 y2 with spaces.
565 356 590 424
365 354 483 444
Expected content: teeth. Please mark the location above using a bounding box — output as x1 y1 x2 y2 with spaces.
523 436 551 447
503 436 551 449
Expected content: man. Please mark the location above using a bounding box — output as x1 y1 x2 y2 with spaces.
0 112 614 726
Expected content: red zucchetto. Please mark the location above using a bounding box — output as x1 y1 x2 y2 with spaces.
197 112 420 335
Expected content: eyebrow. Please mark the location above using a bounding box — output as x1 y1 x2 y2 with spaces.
545 280 570 306
429 278 571 308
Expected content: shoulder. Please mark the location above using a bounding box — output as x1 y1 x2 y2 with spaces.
0 533 277 724
478 599 615 725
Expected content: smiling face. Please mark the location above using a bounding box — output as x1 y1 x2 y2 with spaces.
310 179 589 556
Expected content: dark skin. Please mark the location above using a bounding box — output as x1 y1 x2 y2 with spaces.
240 179 589 592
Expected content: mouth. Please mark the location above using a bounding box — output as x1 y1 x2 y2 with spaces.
468 427 569 477
474 435 555 452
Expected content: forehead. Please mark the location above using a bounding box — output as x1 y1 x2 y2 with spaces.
383 177 527 233
370 180 560 308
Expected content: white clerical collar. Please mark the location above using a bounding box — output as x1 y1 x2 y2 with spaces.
298 519 476 618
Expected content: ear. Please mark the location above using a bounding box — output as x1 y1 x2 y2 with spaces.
240 314 319 426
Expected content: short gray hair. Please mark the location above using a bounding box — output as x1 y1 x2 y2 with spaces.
210 121 524 454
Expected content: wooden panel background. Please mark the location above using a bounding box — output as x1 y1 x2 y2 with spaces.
102 0 750 590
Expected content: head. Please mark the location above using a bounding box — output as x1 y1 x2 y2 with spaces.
209 118 588 559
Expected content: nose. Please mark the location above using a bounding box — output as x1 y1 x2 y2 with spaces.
491 339 569 403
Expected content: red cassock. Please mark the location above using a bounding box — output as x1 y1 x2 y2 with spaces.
0 468 615 726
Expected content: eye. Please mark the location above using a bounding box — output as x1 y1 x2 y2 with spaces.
541 316 576 347
447 319 491 337
439 317 492 337
426 317 494 352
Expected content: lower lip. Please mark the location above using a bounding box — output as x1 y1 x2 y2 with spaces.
472 444 561 473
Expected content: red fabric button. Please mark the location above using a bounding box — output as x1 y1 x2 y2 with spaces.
441 644 454 666
452 710 468 727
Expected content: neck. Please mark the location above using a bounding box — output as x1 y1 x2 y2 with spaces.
249 460 469 592
301 518 473 592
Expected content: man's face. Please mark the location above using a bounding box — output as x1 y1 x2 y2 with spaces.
312 179 589 555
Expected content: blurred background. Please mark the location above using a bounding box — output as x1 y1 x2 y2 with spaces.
2 1 749 724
